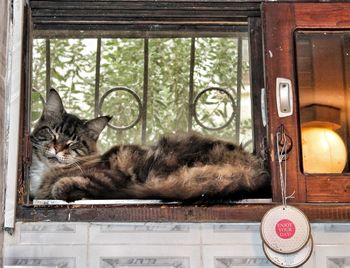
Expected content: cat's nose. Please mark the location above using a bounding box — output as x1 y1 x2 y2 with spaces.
54 144 65 153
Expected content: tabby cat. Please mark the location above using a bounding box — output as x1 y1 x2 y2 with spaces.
30 89 269 202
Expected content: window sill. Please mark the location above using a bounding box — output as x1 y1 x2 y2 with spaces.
32 198 273 206
16 201 350 222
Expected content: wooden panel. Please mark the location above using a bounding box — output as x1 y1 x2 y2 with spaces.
307 177 350 202
29 0 261 26
16 203 350 222
248 17 266 157
262 3 306 202
264 2 350 203
295 3 350 28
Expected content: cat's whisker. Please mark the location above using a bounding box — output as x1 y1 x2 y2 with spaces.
70 161 84 174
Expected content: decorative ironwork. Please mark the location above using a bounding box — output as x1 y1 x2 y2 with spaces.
192 87 236 131
98 87 143 130
33 36 251 146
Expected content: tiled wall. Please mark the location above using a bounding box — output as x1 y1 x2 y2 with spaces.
3 222 350 267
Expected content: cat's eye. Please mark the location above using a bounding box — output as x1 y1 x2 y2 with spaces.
35 127 55 141
69 142 88 156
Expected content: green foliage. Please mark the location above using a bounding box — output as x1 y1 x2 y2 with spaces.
31 35 253 152
147 38 191 142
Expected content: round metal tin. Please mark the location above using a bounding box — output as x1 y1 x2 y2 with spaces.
263 236 313 268
260 205 311 254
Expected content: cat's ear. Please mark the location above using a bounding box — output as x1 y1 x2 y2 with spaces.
84 116 112 140
44 88 65 117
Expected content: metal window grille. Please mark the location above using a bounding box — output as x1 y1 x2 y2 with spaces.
31 33 252 150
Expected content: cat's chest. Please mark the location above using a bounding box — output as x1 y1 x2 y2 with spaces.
29 154 49 197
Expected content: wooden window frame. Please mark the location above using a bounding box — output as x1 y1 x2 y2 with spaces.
15 1 350 223
263 2 350 205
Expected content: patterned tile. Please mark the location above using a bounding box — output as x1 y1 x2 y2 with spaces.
327 257 350 268
18 222 88 245
214 256 271 267
312 224 350 245
5 257 75 267
89 222 200 245
202 245 272 268
202 245 314 268
201 223 262 245
315 245 350 268
100 256 189 268
4 245 87 268
88 245 200 268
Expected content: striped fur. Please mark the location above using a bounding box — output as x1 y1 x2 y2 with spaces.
32 89 270 202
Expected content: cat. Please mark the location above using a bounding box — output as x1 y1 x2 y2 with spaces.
30 88 270 202
29 89 111 198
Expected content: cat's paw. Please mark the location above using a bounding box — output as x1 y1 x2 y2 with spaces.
51 176 88 202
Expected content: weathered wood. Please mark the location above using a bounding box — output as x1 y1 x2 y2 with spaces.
263 2 350 203
263 3 305 202
29 0 261 27
34 27 249 38
306 177 350 202
248 18 267 161
30 1 261 10
16 203 350 222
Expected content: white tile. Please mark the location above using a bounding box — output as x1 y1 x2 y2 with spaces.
4 222 22 246
312 223 350 245
202 245 271 268
89 222 201 245
4 245 87 268
202 245 313 268
201 223 262 245
314 245 350 268
88 245 201 268
18 222 89 245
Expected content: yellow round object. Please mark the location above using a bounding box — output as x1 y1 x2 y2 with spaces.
301 127 347 173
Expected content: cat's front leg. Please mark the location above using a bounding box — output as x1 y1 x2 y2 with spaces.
34 173 60 199
50 176 90 202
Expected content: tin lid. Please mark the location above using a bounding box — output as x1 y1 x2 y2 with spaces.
263 236 313 268
260 205 311 254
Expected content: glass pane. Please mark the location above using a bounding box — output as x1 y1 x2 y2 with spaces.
296 31 350 174
31 32 252 152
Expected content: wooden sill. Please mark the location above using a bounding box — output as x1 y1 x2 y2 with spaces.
16 201 350 222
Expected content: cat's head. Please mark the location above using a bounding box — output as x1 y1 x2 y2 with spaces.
31 88 111 166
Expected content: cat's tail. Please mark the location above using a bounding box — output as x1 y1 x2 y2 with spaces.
127 164 270 202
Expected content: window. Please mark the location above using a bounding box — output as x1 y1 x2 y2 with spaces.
13 1 350 222
31 35 253 151
296 31 350 175
16 1 270 221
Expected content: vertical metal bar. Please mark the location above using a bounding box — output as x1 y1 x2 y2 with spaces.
141 38 149 144
188 38 196 131
235 37 243 144
95 38 101 117
45 39 51 97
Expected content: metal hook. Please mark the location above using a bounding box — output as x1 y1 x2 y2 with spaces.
276 125 293 160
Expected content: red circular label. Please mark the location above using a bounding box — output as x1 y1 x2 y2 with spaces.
275 219 296 239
